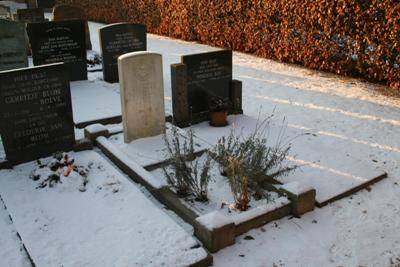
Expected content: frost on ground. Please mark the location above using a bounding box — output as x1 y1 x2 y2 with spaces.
0 199 31 267
0 151 208 267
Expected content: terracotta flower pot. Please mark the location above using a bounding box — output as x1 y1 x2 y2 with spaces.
210 111 228 127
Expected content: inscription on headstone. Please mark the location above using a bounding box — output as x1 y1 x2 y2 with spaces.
53 4 92 50
171 50 243 127
99 23 146 83
0 19 28 71
0 63 75 164
118 52 165 143
183 50 232 118
17 8 44 23
27 20 87 81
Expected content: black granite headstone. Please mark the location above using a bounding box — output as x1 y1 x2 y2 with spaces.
182 50 232 115
99 23 146 83
171 50 243 127
0 19 28 71
27 20 87 81
0 63 75 164
17 8 44 23
36 0 55 9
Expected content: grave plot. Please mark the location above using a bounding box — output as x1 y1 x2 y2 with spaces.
89 113 387 251
84 50 315 253
186 115 387 207
0 150 212 267
91 121 315 252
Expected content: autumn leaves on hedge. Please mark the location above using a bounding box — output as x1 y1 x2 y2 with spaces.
58 0 400 90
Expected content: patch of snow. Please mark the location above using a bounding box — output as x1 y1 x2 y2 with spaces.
0 198 31 267
85 123 107 134
107 123 209 168
196 211 233 231
0 151 208 267
280 181 314 195
96 136 164 189
70 79 121 125
231 197 290 226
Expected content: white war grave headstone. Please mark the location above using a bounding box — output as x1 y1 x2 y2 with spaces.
118 52 165 143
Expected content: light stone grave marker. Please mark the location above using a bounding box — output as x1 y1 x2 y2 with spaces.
118 52 165 143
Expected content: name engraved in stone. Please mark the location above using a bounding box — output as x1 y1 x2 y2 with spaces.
0 63 74 163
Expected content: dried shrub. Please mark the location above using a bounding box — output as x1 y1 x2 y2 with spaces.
163 126 212 202
213 116 297 210
58 0 400 92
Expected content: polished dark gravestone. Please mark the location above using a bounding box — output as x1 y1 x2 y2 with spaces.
27 20 87 81
53 4 92 50
36 0 56 9
171 50 243 127
0 63 75 164
17 8 44 23
99 23 146 83
0 19 28 71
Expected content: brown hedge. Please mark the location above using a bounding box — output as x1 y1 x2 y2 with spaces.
58 0 400 91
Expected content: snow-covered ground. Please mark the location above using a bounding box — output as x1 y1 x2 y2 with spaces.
0 12 399 267
0 151 209 267
0 198 31 267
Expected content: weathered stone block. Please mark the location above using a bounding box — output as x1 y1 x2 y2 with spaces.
280 182 316 216
195 212 235 253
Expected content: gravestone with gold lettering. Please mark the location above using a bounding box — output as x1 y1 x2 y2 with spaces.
0 63 74 164
27 20 87 81
118 52 165 143
99 23 146 83
0 19 28 71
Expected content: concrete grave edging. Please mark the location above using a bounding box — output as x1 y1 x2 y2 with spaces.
91 127 316 253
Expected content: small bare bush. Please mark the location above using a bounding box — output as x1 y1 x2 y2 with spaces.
214 116 297 210
163 126 212 202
